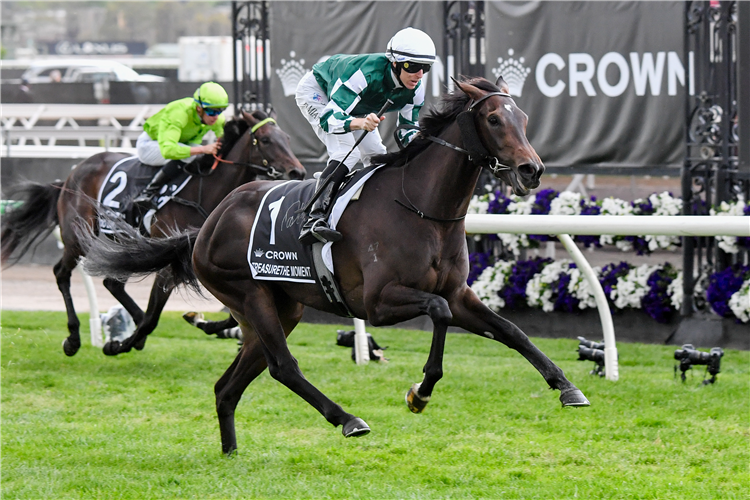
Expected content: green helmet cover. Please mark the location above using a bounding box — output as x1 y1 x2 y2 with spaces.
193 82 229 108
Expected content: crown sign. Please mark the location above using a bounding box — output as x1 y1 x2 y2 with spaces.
254 248 264 258
491 49 532 97
276 51 307 97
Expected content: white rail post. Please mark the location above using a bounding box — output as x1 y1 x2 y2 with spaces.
353 318 370 365
557 234 618 381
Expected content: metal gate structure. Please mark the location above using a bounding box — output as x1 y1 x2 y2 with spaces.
443 1 485 89
681 0 749 315
232 1 271 113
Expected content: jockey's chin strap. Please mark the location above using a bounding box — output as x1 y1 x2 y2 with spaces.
210 117 284 179
423 91 514 176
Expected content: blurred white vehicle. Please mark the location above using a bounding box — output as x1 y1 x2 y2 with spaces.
20 59 165 83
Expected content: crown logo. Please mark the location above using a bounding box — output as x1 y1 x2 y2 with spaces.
276 51 307 97
253 248 264 258
491 49 532 97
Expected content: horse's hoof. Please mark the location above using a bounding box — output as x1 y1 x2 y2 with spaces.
62 338 80 357
560 388 590 407
342 417 370 438
183 311 205 326
405 382 430 414
134 337 146 350
103 341 121 356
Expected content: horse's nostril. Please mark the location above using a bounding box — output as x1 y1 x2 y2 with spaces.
289 169 305 180
517 163 536 179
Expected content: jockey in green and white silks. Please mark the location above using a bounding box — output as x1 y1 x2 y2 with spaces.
296 27 436 245
133 81 229 213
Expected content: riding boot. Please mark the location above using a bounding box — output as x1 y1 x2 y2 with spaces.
299 160 349 245
132 160 185 213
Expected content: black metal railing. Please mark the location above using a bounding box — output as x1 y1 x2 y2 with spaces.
682 0 747 315
232 1 271 114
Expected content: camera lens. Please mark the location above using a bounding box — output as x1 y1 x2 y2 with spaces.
578 346 605 364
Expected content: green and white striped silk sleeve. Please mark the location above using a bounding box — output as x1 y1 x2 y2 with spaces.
319 69 369 134
396 82 425 146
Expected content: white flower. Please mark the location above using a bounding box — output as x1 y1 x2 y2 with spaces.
709 197 746 254
550 191 582 216
610 264 660 309
468 194 490 215
667 271 683 311
471 260 513 312
568 267 599 309
526 260 570 312
642 192 683 251
599 197 633 249
728 278 750 323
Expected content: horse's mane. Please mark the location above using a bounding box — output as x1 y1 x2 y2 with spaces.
371 77 502 168
192 110 268 171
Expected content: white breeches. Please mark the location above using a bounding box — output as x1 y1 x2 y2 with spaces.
295 71 387 170
136 132 199 166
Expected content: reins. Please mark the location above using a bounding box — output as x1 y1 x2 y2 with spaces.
209 117 284 179
395 90 515 223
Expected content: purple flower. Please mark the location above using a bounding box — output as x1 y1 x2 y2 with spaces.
739 204 750 249
576 198 602 248
487 190 512 214
467 251 492 286
529 189 559 243
641 264 678 323
706 265 750 317
500 257 552 309
553 263 580 312
599 262 633 303
632 197 654 215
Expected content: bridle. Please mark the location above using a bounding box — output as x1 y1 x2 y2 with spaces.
424 91 513 176
395 90 516 223
210 117 284 179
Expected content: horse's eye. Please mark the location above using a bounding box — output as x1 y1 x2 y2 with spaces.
260 137 271 144
488 115 500 126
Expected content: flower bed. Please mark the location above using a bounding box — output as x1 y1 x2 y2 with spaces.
468 189 749 256
470 258 750 324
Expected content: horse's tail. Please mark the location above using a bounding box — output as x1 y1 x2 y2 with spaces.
76 212 201 294
1 180 63 267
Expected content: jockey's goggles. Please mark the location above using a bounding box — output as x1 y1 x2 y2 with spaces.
202 107 226 117
401 61 431 74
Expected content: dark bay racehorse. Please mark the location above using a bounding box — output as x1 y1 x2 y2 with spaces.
1 110 306 356
79 77 589 455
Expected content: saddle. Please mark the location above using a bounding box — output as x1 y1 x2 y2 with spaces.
247 165 384 316
97 156 193 236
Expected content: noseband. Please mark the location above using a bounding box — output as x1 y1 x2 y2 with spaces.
424 91 513 175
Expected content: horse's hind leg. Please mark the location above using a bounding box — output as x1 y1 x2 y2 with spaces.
103 277 145 325
451 289 589 407
214 329 268 455
183 312 241 340
54 257 81 356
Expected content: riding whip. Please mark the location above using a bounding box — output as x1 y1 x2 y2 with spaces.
298 99 393 213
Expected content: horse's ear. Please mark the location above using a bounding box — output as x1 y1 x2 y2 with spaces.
494 75 511 95
242 110 259 126
453 77 485 102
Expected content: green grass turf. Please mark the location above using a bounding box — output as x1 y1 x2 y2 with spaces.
1 310 748 499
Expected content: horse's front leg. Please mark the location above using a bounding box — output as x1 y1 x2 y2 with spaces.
366 284 453 413
450 287 589 407
103 271 173 355
183 312 241 340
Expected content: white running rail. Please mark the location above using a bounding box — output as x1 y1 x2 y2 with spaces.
464 214 750 382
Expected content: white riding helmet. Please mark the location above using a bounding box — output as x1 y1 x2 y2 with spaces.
386 27 436 65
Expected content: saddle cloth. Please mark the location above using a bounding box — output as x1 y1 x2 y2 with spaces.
247 164 384 283
97 156 192 235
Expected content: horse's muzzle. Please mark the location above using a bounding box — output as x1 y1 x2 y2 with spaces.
517 161 545 189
